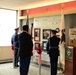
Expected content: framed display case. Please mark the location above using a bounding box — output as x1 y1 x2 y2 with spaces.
65 46 73 61
42 41 47 51
42 29 51 39
69 28 76 40
34 28 40 42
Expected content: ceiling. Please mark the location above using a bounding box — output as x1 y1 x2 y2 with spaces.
0 0 74 10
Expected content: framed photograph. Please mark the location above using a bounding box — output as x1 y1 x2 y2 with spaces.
42 41 47 51
34 28 40 42
43 29 51 39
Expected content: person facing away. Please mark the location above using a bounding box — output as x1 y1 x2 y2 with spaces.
11 27 19 68
46 30 60 75
19 25 33 75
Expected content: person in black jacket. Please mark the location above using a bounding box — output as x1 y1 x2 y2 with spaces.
46 30 60 75
19 25 33 75
11 27 19 68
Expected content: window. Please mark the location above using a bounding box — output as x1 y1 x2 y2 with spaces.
0 9 16 46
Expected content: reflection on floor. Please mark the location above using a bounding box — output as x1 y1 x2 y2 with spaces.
0 62 64 75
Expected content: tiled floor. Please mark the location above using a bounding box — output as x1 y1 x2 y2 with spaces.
0 62 64 75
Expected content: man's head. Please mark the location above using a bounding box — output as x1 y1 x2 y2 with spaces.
22 25 29 32
15 27 19 33
51 30 58 36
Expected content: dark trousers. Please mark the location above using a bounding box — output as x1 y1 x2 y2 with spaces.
13 49 19 67
50 56 58 75
20 56 31 75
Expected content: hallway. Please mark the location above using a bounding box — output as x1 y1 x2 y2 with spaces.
0 62 64 75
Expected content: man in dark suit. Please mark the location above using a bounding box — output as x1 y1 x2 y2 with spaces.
19 25 33 75
46 30 60 75
11 27 19 68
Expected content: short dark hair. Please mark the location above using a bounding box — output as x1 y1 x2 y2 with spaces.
22 25 29 31
15 27 19 30
51 30 58 34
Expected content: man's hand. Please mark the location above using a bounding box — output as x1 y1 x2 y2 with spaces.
11 44 14 50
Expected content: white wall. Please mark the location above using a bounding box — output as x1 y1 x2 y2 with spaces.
34 15 61 43
0 9 16 62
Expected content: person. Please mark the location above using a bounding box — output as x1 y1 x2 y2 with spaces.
19 25 33 75
35 43 42 64
11 27 19 68
46 30 60 75
35 43 42 55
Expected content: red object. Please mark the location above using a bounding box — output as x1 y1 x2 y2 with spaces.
61 29 65 33
35 46 42 64
38 54 42 64
12 50 14 59
35 43 42 64
11 44 14 50
36 46 42 54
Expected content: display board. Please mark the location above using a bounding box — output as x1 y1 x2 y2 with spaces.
69 28 76 46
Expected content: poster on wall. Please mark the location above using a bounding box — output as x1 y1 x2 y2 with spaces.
34 28 40 42
43 29 51 39
69 28 76 40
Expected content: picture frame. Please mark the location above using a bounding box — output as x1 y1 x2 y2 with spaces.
34 28 40 42
43 29 51 39
42 41 47 51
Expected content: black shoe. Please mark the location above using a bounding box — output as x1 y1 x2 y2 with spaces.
16 65 19 67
